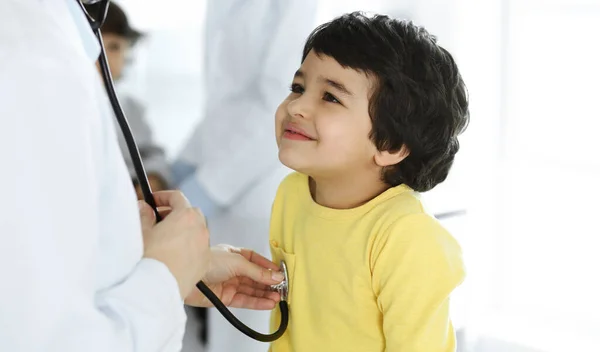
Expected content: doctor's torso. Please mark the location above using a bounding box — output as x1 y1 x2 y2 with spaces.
5 0 149 296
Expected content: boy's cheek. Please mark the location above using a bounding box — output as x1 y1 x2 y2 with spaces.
274 106 287 134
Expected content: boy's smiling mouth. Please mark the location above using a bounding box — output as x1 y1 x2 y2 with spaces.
283 123 316 141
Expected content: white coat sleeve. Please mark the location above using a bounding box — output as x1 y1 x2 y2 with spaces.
177 0 318 207
0 46 184 352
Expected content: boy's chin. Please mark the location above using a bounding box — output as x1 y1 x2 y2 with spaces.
278 151 346 180
278 151 311 175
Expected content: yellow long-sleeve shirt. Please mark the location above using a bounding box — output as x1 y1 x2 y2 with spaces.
269 172 465 352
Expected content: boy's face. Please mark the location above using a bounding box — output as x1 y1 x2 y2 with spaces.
275 50 380 179
100 33 130 81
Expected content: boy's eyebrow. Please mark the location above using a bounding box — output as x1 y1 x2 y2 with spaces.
323 77 354 97
294 70 354 97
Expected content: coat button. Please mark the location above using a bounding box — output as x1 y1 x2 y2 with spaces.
271 240 278 247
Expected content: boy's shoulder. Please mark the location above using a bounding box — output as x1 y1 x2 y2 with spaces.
384 185 425 212
369 184 427 223
370 187 459 250
369 191 464 285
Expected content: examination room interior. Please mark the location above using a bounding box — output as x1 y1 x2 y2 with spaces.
101 0 600 351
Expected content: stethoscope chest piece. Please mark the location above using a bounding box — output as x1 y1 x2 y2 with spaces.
270 261 289 302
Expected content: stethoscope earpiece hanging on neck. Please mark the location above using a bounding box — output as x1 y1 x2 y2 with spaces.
76 0 289 343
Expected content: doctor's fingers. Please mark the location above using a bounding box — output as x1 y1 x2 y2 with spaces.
235 248 280 272
234 281 281 301
138 201 174 230
237 276 282 294
207 278 280 310
151 190 192 210
138 201 158 232
232 255 285 285
225 289 280 310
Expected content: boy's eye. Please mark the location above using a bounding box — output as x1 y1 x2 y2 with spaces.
323 92 341 104
290 83 304 94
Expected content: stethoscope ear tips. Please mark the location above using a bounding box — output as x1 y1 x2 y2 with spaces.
270 261 289 302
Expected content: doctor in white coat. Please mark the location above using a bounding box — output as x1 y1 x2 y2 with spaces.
0 1 285 351
172 0 317 351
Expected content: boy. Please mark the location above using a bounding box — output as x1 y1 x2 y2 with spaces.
269 12 469 351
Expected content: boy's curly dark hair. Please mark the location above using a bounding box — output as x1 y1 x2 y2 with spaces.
302 12 470 192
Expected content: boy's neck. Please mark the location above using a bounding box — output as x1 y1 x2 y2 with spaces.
309 172 389 210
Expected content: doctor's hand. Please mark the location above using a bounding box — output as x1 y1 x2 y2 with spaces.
134 173 168 200
138 191 211 300
184 244 284 310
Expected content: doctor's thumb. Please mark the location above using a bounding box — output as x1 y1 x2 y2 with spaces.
138 200 157 231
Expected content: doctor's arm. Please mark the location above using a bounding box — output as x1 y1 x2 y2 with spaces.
370 214 466 351
175 0 317 209
0 55 188 351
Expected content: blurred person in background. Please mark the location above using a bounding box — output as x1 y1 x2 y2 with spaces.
94 1 172 198
173 0 318 351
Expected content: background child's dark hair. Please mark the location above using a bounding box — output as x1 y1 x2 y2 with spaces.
302 12 470 192
86 1 143 45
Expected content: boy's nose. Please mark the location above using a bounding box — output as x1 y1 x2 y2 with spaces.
287 95 313 120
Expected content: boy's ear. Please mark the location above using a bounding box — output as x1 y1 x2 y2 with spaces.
374 145 410 167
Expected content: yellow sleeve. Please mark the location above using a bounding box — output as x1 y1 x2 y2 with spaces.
370 213 466 352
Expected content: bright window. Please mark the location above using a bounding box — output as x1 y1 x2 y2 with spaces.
500 0 600 338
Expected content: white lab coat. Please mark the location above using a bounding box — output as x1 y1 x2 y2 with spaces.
0 1 185 351
175 1 317 351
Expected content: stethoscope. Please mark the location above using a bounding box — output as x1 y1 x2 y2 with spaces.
77 0 289 343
